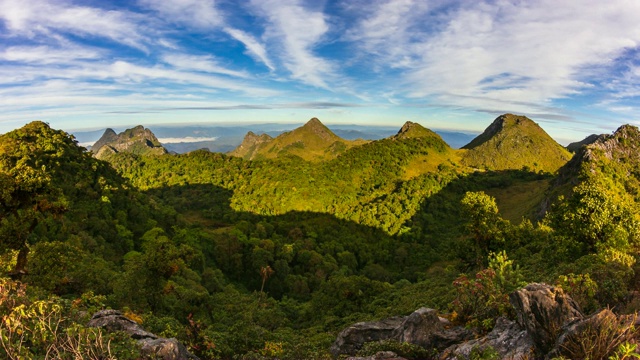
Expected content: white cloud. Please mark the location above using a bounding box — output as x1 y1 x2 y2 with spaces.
224 27 276 71
411 1 640 105
347 0 640 117
0 45 102 64
157 136 218 143
250 0 334 88
0 0 150 51
138 0 223 30
162 53 250 78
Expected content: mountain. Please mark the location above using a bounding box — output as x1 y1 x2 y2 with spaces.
228 118 368 161
566 134 601 153
461 114 572 172
92 125 168 159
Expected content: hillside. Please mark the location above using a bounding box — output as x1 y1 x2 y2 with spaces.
4 118 640 359
461 114 571 173
92 125 168 159
228 117 368 161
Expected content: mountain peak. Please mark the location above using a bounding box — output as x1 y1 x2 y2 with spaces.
92 125 167 159
463 114 538 150
461 114 571 172
229 118 366 161
392 121 443 141
299 117 336 142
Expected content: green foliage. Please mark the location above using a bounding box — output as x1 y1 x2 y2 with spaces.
451 252 525 331
468 345 501 360
609 341 640 360
0 277 140 360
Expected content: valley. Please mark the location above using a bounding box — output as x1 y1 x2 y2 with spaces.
1 114 639 359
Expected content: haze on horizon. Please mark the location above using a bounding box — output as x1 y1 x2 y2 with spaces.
1 0 639 144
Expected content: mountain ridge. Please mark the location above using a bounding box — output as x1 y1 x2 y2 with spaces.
228 117 368 161
92 125 168 159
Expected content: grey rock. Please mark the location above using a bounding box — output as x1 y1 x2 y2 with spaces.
392 308 443 348
331 317 405 356
331 308 473 357
87 310 199 360
509 283 582 354
440 317 535 360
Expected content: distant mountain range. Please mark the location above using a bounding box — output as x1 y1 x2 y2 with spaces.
71 122 478 153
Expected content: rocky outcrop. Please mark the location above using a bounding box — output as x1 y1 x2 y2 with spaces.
92 125 167 159
87 310 199 360
333 283 636 360
509 283 583 354
441 317 535 360
331 316 405 356
330 308 473 357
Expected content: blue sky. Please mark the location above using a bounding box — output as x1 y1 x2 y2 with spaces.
1 0 639 144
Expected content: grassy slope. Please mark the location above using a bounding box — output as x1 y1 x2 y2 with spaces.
461 114 571 173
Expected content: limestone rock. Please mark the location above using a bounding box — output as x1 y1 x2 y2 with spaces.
440 317 535 360
509 283 583 354
331 308 472 357
87 310 199 360
331 317 405 356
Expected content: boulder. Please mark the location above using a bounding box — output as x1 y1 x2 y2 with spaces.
87 310 199 360
509 283 582 354
331 317 405 356
440 317 535 360
331 308 473 357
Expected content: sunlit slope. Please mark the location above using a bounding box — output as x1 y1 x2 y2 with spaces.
461 114 571 173
228 118 368 161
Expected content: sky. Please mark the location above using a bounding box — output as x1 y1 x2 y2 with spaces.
1 0 639 144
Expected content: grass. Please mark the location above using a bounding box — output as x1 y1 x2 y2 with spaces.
485 179 550 223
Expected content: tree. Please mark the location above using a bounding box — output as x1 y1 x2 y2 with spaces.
460 191 509 265
0 123 70 275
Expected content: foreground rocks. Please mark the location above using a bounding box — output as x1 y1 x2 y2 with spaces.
87 310 199 360
330 307 473 357
332 283 637 360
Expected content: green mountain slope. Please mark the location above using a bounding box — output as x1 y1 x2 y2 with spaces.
228 118 368 161
93 125 167 159
461 114 571 173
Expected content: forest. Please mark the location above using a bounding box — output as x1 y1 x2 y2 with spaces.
2 115 640 359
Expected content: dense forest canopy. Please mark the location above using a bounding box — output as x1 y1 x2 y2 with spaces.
2 116 640 359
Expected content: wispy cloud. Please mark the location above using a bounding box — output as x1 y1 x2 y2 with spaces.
138 0 223 30
250 0 334 88
161 53 250 78
223 27 275 71
0 0 150 51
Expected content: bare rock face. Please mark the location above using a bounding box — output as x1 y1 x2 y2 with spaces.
331 308 473 357
509 283 583 354
331 317 405 356
440 317 535 360
87 310 199 360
